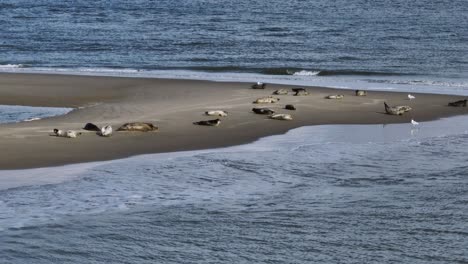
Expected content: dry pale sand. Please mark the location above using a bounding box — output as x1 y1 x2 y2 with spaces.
0 72 467 170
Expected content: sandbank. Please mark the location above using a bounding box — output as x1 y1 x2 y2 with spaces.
0 72 467 170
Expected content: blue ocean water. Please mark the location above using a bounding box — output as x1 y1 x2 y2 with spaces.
1 1 468 263
0 105 73 124
1 116 468 263
1 0 468 94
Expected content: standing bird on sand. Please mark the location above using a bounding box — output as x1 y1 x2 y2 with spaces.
408 94 416 100
411 119 419 127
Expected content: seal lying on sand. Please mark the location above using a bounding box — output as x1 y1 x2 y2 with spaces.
253 96 280 104
252 107 275 115
117 122 159 132
384 102 412 115
448 99 467 107
325 95 344 99
252 82 266 89
193 119 221 126
83 123 100 131
285 104 296 110
99 125 113 137
270 114 293 120
53 129 82 138
355 90 367 96
292 88 309 96
205 110 228 117
273 89 289 95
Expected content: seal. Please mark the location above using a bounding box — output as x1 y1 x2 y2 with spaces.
292 88 308 96
273 89 289 95
205 110 228 117
270 114 293 120
252 107 275 115
193 119 221 126
384 102 412 115
99 125 113 137
325 95 344 99
53 129 82 138
117 122 159 132
448 99 467 107
355 90 367 96
253 96 280 104
252 82 266 89
83 123 100 131
285 104 296 110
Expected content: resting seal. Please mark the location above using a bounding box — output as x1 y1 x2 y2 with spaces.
83 123 100 131
325 95 344 99
53 129 82 138
355 90 367 96
270 114 293 120
448 99 467 107
117 122 159 132
292 88 309 96
252 107 275 115
99 125 113 137
273 89 289 95
253 96 280 104
285 104 296 110
193 119 221 126
384 102 412 115
325 94 344 99
252 82 266 89
205 110 228 117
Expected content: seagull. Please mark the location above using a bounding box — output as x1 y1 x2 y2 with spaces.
257 81 263 85
411 119 419 127
408 94 416 100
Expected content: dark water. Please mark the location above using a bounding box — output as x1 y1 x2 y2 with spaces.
0 0 467 78
1 118 468 263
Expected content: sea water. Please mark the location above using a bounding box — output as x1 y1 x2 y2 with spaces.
1 0 468 262
1 116 467 263
1 0 468 94
0 105 73 124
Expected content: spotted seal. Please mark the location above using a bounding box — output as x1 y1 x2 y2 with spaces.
253 96 280 104
273 89 289 95
83 123 100 131
384 102 412 115
252 107 275 115
193 119 221 126
270 114 293 120
205 110 228 117
53 129 82 138
448 99 467 107
292 88 309 96
99 125 113 137
252 82 266 89
355 90 367 96
117 122 159 132
325 95 344 99
285 104 296 110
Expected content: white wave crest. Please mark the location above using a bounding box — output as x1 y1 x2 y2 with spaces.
23 117 41 122
291 70 321 76
0 64 24 68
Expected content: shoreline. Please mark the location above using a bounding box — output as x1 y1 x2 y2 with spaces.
1 72 467 170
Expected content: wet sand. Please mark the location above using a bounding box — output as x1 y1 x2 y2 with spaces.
0 72 467 170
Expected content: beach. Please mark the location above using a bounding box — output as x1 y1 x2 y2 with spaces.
0 72 467 170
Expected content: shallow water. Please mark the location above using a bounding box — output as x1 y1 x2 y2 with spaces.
1 116 467 263
0 105 73 124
